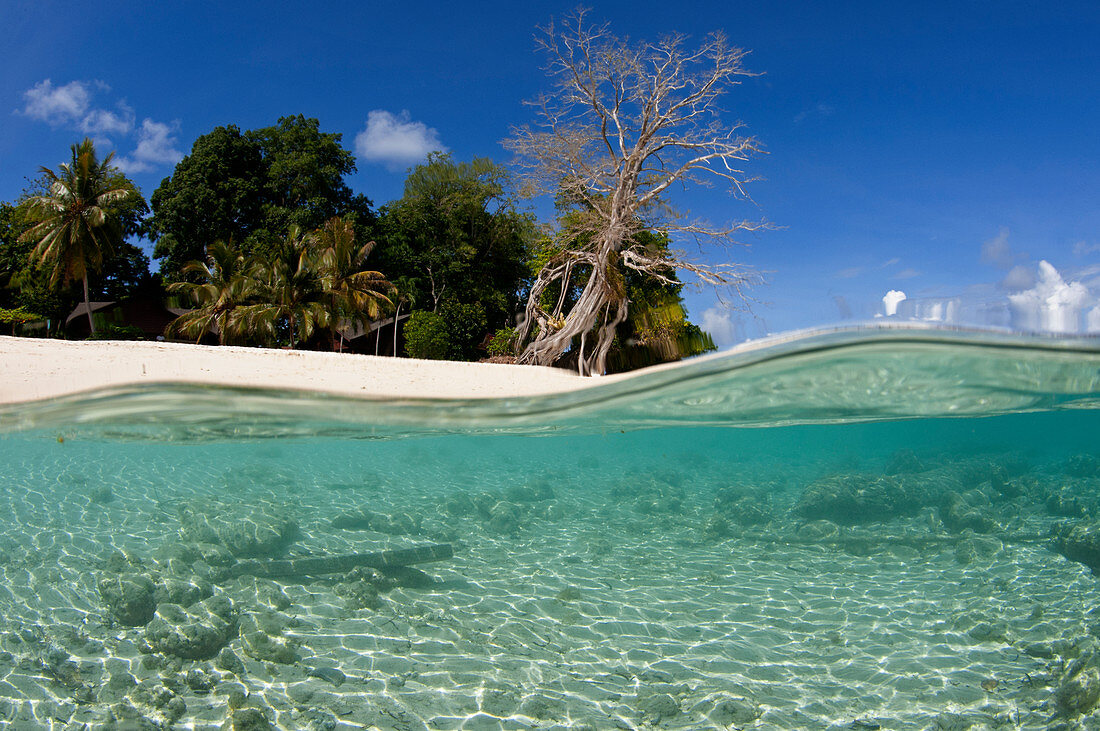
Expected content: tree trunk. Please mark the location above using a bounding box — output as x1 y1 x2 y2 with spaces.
83 274 95 335
517 251 625 375
392 301 402 356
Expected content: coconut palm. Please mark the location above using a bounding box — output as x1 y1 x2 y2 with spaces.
18 138 135 334
166 241 253 345
311 216 394 350
235 226 328 348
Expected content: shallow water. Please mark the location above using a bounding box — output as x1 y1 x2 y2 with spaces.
2 326 1100 729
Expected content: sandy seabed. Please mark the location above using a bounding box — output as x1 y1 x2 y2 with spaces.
0 435 1095 730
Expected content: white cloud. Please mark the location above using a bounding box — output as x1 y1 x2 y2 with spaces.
882 290 907 316
355 110 444 170
80 102 135 137
980 227 1018 269
701 307 739 349
1075 241 1100 257
116 119 183 173
1088 306 1100 334
21 79 91 125
19 79 182 174
999 264 1035 292
1008 260 1091 333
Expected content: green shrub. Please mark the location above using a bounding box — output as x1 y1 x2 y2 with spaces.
87 324 146 341
439 301 487 360
404 310 450 360
486 325 517 357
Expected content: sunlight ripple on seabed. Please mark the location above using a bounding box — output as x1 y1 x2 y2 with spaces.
0 325 1099 727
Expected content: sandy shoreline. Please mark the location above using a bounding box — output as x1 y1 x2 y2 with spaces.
0 336 598 405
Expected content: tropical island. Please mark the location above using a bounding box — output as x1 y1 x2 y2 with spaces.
0 13 768 389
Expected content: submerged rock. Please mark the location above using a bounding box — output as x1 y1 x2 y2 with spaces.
885 449 925 475
1057 653 1100 716
1053 521 1100 574
795 474 918 524
941 493 998 534
797 520 840 541
144 595 237 659
224 707 273 731
179 504 299 559
238 611 300 664
1066 455 1100 478
99 574 157 627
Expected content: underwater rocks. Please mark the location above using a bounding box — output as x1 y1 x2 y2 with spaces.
1056 652 1100 717
1066 454 1100 478
1052 521 1100 574
178 503 299 559
331 508 422 535
940 493 998 534
238 610 300 664
143 595 238 660
794 474 923 524
99 574 157 627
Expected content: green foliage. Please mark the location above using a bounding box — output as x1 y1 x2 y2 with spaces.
375 153 533 332
166 240 252 345
16 139 147 335
486 325 518 357
0 306 44 324
150 117 372 281
404 310 450 360
0 306 46 335
167 218 391 350
87 323 145 341
19 139 140 289
439 300 487 360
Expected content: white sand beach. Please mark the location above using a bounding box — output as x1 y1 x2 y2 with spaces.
0 336 597 406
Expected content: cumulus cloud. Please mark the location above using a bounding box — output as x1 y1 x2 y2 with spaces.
701 307 739 349
999 264 1036 292
355 110 444 169
981 227 1019 269
1008 260 1091 333
19 79 181 174
80 102 135 138
882 290 907 316
21 79 91 125
115 119 184 173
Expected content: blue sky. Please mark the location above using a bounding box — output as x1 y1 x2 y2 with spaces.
3 0 1099 343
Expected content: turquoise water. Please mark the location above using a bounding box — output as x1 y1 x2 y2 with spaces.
1 327 1100 729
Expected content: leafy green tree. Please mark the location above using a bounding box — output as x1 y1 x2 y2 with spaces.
376 154 534 345
312 216 393 350
149 125 265 277
234 226 328 349
166 240 253 345
150 116 373 280
18 138 142 334
404 310 450 360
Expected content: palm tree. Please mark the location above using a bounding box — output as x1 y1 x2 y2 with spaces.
312 217 394 351
18 138 134 334
166 241 253 345
235 226 328 349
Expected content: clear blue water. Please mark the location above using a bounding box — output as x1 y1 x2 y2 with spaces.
1 326 1099 729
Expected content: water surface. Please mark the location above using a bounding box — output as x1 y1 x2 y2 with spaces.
1 326 1099 729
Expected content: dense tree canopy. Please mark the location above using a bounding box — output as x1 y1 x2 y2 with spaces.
150 115 373 280
375 154 534 356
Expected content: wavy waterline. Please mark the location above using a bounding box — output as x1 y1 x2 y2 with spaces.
2 325 1100 441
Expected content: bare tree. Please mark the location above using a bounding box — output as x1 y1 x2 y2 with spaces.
506 9 768 375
